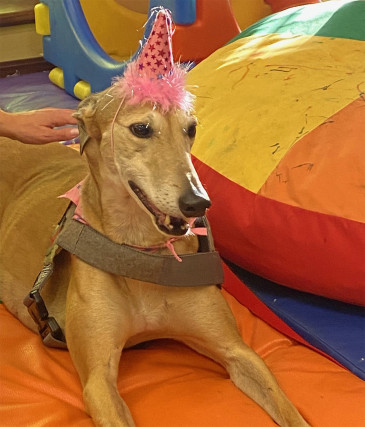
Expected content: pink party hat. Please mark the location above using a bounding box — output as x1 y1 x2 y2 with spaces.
113 8 194 112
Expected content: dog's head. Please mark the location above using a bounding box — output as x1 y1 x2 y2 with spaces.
74 88 211 237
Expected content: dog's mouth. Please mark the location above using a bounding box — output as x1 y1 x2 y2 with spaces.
128 181 189 236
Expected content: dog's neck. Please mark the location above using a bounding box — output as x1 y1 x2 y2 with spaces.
78 174 198 255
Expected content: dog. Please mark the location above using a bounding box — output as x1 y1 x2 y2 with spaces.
0 87 310 427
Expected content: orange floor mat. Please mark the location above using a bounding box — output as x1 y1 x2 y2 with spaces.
1 290 364 427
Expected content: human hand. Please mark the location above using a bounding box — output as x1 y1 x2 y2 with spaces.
0 108 79 144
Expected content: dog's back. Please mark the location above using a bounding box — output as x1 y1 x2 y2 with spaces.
0 138 86 325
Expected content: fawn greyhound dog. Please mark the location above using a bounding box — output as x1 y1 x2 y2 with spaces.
0 87 310 427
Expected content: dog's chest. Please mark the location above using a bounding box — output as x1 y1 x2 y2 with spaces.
133 297 170 331
123 294 173 347
124 280 192 344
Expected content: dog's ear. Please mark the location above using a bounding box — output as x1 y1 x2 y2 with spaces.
73 94 101 155
73 117 90 155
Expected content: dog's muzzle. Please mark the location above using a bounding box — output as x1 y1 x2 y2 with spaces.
128 180 200 236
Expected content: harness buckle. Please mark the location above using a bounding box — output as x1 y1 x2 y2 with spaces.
24 289 66 347
23 203 76 348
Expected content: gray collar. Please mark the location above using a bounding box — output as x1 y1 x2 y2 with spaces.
56 210 224 287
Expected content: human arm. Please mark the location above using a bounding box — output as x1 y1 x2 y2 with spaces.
0 108 79 144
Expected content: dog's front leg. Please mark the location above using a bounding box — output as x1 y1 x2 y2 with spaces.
173 287 310 427
66 260 134 427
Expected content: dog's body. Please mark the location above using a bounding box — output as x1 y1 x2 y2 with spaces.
0 89 309 427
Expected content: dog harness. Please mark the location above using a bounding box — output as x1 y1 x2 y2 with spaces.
24 203 224 349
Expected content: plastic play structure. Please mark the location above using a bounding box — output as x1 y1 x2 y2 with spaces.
35 0 320 99
35 0 241 99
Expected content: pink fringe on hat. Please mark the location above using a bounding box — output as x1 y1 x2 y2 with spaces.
112 8 195 113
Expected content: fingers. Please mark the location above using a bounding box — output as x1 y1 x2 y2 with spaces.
5 109 80 144
34 126 79 144
37 109 80 143
1 108 80 144
36 109 80 143
40 108 79 127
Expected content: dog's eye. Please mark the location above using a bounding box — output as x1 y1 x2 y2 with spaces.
186 124 197 139
129 123 153 138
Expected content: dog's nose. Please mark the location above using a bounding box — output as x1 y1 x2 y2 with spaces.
179 190 211 218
